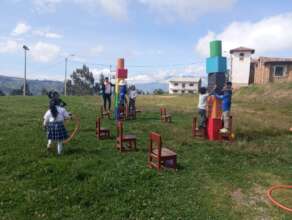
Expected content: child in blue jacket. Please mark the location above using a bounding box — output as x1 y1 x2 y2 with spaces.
215 82 233 133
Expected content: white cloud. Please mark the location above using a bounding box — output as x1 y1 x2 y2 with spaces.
11 22 31 36
31 42 61 62
32 0 62 13
74 0 128 19
33 30 63 39
139 0 236 22
90 45 104 56
195 13 292 57
0 40 20 53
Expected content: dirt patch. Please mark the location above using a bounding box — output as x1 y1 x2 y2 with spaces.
231 185 273 220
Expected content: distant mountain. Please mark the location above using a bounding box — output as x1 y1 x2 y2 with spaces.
0 75 168 95
135 82 168 93
0 75 63 95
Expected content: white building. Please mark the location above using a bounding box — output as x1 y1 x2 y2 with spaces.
230 47 255 87
169 77 199 94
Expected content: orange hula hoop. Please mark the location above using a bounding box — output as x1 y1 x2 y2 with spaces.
267 185 292 213
63 115 80 145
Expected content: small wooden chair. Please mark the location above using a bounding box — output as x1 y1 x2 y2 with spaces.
192 117 207 138
160 107 172 123
126 105 136 120
100 106 110 119
219 116 234 142
148 132 177 170
116 121 137 152
96 117 110 139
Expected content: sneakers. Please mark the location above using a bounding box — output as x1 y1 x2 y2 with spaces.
220 128 229 133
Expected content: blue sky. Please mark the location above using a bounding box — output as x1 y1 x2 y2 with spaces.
0 0 292 83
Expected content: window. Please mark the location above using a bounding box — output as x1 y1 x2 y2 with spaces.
172 90 178 93
239 53 245 61
189 91 194 94
189 83 194 87
181 90 185 94
173 83 178 86
273 65 286 77
182 83 186 88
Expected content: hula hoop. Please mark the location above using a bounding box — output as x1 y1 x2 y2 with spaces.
267 185 292 213
63 115 80 145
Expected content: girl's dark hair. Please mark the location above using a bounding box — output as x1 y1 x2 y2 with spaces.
49 100 58 119
199 87 207 94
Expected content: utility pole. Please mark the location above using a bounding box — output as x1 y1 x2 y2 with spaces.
23 45 29 96
64 54 75 96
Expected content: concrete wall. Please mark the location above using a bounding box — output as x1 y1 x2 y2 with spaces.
231 51 253 86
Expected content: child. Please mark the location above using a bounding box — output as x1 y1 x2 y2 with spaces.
43 99 71 155
128 85 137 114
197 87 208 129
215 82 233 133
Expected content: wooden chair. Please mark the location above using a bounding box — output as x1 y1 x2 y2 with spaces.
160 107 172 123
148 132 177 170
219 116 234 142
116 121 137 152
96 117 110 139
100 106 110 119
192 117 207 138
126 105 136 120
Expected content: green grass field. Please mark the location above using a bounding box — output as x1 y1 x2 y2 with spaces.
1 83 292 219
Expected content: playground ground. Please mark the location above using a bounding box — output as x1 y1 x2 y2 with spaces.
0 83 292 219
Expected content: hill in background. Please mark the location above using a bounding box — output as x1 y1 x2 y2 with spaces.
0 75 64 95
0 75 168 95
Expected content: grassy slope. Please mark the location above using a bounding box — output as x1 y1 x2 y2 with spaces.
0 82 292 219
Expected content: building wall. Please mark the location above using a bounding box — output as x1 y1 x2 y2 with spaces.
169 82 198 94
231 51 253 86
254 62 292 84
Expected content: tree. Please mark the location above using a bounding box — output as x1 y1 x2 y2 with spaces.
10 83 32 96
66 65 95 96
0 89 5 96
41 88 48 96
153 89 165 95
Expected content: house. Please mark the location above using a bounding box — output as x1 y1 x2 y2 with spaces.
251 57 292 84
230 46 292 86
230 47 255 87
169 77 199 94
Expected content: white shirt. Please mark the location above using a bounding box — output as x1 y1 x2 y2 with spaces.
43 106 70 126
104 83 111 94
198 94 208 110
129 90 137 99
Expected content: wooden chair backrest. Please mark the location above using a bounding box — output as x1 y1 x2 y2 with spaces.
149 132 162 158
117 121 123 140
96 117 101 132
160 108 166 116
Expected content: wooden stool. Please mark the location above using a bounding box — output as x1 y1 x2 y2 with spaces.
96 117 110 139
116 121 137 152
192 117 207 138
160 107 172 123
219 116 234 142
100 106 110 119
148 132 177 170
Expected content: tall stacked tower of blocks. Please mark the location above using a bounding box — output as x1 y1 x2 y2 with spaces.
115 58 128 120
206 40 227 93
206 40 226 140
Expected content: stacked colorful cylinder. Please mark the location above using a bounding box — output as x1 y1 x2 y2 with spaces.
206 40 226 141
206 40 226 92
115 58 128 120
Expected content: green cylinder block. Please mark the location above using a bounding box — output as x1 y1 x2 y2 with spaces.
210 40 222 57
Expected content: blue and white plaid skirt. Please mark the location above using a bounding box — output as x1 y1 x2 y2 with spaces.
47 121 68 141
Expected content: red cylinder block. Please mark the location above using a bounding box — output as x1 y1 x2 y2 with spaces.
207 118 222 141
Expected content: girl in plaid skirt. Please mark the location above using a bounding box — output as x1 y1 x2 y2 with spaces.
43 99 71 155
